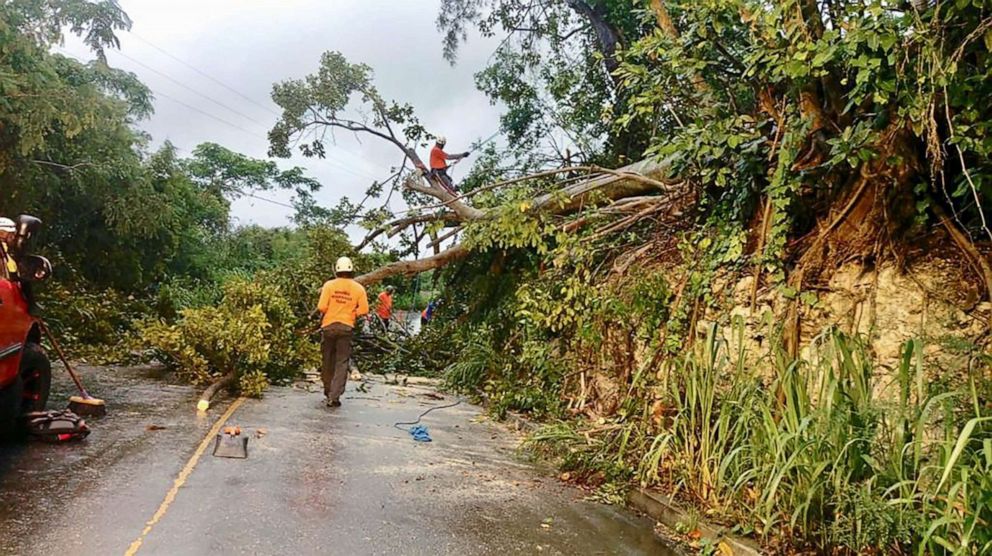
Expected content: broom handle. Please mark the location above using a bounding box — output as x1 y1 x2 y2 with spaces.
38 320 90 398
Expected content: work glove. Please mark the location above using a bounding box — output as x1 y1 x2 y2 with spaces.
461 151 471 158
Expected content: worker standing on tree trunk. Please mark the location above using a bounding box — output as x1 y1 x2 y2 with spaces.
429 136 469 194
316 256 369 408
375 285 394 331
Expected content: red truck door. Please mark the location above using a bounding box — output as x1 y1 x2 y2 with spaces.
0 276 29 387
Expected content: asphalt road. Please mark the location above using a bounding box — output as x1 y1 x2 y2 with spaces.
0 365 675 555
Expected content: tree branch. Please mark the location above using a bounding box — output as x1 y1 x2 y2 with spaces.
354 157 682 285
355 211 458 251
356 244 470 286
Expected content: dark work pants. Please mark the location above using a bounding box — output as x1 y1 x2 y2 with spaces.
321 323 353 401
430 168 455 193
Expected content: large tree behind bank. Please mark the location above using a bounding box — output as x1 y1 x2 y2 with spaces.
608 0 992 350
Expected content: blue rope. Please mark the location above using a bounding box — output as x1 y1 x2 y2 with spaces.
393 399 462 442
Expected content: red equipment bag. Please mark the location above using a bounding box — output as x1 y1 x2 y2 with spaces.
24 409 90 442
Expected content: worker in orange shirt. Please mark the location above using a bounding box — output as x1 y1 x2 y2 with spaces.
316 256 369 408
375 285 395 331
429 135 469 193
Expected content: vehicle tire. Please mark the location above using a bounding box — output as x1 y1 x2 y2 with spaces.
19 343 51 414
0 374 24 439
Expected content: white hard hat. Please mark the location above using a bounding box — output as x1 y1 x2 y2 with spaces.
436 135 446 145
335 256 354 273
0 218 15 233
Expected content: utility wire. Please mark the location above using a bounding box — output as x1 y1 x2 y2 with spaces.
61 43 382 181
148 143 297 211
110 49 269 130
124 31 382 181
128 31 281 117
149 87 263 138
59 46 378 182
238 192 297 210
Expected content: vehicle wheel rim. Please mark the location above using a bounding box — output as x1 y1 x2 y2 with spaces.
21 368 43 411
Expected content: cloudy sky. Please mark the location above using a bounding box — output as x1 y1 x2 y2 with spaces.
63 0 504 236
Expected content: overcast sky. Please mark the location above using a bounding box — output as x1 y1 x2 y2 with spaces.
63 0 503 238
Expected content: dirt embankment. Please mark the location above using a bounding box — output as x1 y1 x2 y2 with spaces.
576 252 989 415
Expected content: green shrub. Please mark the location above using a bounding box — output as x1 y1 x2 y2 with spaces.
139 275 318 395
38 280 150 362
154 277 223 319
238 370 269 398
139 304 270 386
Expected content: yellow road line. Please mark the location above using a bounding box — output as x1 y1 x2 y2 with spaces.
124 397 247 556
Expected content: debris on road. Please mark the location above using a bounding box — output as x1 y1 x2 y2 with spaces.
24 409 90 442
407 425 432 442
212 426 248 459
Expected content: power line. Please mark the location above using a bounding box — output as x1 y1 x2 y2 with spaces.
58 43 398 193
122 32 385 180
128 31 281 117
58 46 378 182
147 89 376 180
110 49 270 131
148 87 265 138
238 191 297 210
146 144 298 211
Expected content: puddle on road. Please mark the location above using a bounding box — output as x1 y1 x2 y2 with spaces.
0 368 682 556
0 363 205 555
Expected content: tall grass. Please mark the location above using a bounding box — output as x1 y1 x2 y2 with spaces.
634 322 991 553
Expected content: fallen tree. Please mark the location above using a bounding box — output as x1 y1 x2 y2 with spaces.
267 51 688 286
356 158 683 285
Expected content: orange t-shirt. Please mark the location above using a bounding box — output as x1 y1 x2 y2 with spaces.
317 278 369 328
376 291 393 319
430 145 449 170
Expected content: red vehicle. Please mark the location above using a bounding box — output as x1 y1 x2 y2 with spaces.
0 215 52 435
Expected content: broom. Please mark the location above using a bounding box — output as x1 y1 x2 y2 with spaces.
38 321 106 417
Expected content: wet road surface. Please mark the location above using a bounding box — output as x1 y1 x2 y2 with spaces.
0 366 674 555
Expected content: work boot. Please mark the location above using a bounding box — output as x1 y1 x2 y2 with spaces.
326 398 341 408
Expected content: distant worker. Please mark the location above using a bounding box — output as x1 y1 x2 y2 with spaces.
421 299 437 327
429 136 470 193
316 256 369 408
0 217 18 275
375 285 395 331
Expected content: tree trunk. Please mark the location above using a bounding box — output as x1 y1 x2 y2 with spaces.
565 0 624 79
357 244 469 286
648 0 709 95
355 157 679 285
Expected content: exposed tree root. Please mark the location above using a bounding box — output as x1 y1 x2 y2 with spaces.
750 196 773 313
934 201 992 302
